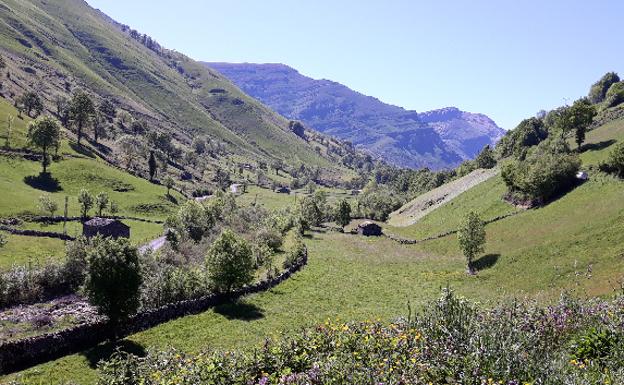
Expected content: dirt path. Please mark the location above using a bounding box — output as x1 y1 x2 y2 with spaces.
139 236 166 253
387 168 499 227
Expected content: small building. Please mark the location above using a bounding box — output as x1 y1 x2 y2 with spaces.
83 218 130 239
576 171 589 181
230 183 243 194
275 186 290 194
357 221 382 236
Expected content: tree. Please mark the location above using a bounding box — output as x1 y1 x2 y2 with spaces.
84 237 142 331
91 111 106 143
5 114 14 148
300 196 323 227
560 99 596 149
163 175 174 197
335 199 351 229
116 135 142 169
474 145 496 169
38 194 58 216
215 169 231 191
18 92 44 118
192 137 206 154
172 200 211 242
272 159 284 175
98 98 116 122
588 72 620 104
110 200 119 215
27 116 61 173
457 211 486 275
69 91 96 144
148 151 157 181
95 192 109 217
206 229 254 292
78 189 94 218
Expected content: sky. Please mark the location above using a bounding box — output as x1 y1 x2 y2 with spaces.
86 0 624 130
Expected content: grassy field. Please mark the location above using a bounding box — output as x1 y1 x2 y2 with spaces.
6 117 624 384
0 231 66 269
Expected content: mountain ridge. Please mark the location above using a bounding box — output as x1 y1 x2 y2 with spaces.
206 62 505 169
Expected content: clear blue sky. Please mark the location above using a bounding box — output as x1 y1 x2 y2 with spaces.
87 0 624 129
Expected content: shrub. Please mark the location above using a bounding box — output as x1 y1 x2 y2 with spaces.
474 145 496 169
602 142 624 177
98 291 624 385
37 194 58 216
570 327 619 363
206 229 254 292
588 72 620 104
283 230 306 269
502 140 580 204
604 81 624 108
84 237 142 329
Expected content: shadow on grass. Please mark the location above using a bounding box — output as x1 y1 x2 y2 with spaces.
581 139 616 152
70 141 97 159
473 254 500 271
23 172 63 192
214 300 264 321
82 339 146 369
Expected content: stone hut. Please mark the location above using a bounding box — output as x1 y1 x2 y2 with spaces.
275 186 291 194
357 221 382 236
83 218 130 239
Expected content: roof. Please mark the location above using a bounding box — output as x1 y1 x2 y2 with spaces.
84 217 127 228
358 220 379 228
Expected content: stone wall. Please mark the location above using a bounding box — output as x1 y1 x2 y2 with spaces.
0 248 308 374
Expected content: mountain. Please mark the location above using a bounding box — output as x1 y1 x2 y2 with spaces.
205 63 505 169
0 0 356 190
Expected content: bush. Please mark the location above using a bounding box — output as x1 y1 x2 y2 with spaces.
604 81 624 108
283 230 306 269
502 140 580 204
588 72 620 104
84 237 142 328
206 229 254 292
570 327 619 363
474 145 497 169
98 290 624 385
602 142 624 177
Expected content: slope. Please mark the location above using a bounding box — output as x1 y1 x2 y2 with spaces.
206 62 505 169
0 0 347 178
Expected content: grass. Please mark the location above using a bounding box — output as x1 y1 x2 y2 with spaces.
386 175 516 240
577 117 624 165
0 231 66 269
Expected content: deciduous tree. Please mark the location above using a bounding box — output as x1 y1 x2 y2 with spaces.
458 211 486 275
27 116 61 173
206 229 254 292
69 91 96 144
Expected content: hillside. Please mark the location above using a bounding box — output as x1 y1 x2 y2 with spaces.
205 62 505 169
0 0 359 191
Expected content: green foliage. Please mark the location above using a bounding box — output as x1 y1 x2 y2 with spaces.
163 176 174 196
356 187 402 221
558 99 596 148
170 200 212 243
334 199 351 228
27 116 61 173
84 237 142 327
299 195 323 228
496 117 548 159
97 291 624 385
77 189 94 218
17 91 44 118
474 145 496 169
95 192 109 217
601 142 624 177
69 91 96 143
205 229 254 292
37 194 58 216
570 327 619 363
457 211 485 272
283 230 306 269
588 72 620 104
501 140 580 203
148 151 157 181
604 81 624 108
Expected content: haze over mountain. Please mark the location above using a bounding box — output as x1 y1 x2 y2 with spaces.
206 63 505 169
